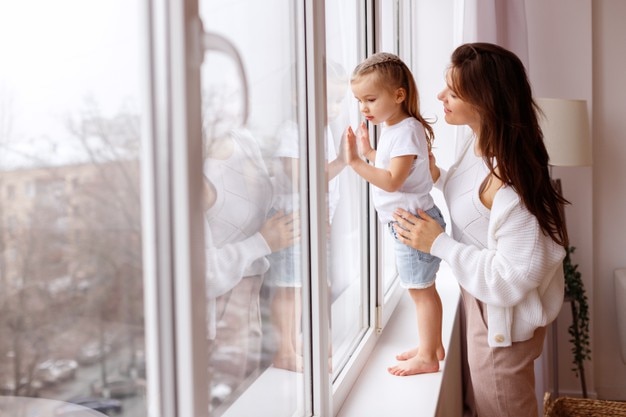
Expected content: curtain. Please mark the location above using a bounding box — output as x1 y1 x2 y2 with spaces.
457 0 529 67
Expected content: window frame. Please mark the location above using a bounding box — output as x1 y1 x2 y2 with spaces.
141 1 208 416
141 1 421 416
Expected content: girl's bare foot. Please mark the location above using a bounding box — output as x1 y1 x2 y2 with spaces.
395 345 445 361
387 355 440 376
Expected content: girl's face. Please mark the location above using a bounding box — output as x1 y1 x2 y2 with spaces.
437 70 480 133
351 73 406 126
327 80 347 123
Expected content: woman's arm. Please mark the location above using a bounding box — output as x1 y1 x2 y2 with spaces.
393 193 565 308
205 211 299 297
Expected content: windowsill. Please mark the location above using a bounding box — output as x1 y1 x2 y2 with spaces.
220 265 462 417
336 264 463 417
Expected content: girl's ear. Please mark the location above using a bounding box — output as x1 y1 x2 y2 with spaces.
395 88 406 103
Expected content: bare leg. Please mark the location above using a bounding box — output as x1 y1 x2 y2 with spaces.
388 285 443 376
395 287 445 361
271 286 303 372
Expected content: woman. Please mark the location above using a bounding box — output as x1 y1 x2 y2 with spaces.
392 42 568 416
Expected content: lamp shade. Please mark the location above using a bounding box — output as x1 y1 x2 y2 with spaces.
536 98 592 167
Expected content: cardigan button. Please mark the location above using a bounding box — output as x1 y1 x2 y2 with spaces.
494 334 505 343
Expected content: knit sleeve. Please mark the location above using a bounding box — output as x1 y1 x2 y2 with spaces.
205 225 271 298
431 190 565 308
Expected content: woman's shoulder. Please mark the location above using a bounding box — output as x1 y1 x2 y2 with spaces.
492 185 525 217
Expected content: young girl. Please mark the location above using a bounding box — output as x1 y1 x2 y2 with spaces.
344 52 446 376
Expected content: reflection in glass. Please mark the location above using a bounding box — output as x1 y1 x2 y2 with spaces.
378 0 403 295
325 0 368 378
201 1 370 414
0 2 146 416
200 1 304 416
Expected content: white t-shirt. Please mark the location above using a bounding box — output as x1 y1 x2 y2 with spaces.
272 120 340 222
372 117 434 223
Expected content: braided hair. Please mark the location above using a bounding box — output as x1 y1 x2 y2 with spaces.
351 52 435 149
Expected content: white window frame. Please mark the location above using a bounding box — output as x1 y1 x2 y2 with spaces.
141 1 208 416
140 1 423 416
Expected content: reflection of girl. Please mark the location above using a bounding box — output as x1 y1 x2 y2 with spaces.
203 127 297 403
267 61 348 372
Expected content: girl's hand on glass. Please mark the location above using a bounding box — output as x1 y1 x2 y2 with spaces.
261 211 300 252
356 121 373 159
344 126 361 166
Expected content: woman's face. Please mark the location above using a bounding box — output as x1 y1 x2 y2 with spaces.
437 70 480 133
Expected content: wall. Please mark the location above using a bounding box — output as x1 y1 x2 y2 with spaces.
527 0 626 400
591 0 626 400
525 0 595 398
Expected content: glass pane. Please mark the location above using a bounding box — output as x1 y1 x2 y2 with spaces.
325 0 369 378
200 1 305 416
380 0 400 54
0 2 147 417
378 0 403 296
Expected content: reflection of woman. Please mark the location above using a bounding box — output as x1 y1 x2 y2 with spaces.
266 62 348 372
392 43 568 416
203 127 297 404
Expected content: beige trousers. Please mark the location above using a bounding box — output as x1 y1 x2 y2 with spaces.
209 275 263 392
461 288 546 417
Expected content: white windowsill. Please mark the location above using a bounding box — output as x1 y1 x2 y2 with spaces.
220 264 463 417
336 264 463 417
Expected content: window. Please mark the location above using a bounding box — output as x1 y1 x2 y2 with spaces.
0 1 455 416
0 1 146 415
199 1 371 415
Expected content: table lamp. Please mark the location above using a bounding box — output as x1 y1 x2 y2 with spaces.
536 98 592 168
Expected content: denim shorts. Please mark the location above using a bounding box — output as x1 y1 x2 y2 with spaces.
266 243 303 288
388 205 446 289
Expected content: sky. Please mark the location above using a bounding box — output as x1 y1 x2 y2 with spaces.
0 0 142 169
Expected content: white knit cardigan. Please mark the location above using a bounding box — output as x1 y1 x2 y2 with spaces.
431 137 565 347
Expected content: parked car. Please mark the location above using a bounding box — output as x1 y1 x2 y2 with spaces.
54 396 122 416
91 377 139 399
35 359 78 385
77 342 111 365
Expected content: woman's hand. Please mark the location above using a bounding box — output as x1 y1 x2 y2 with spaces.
392 208 444 253
260 211 300 252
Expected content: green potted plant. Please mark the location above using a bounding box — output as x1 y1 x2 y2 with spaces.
563 246 591 398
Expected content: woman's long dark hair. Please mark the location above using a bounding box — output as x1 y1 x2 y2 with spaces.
449 42 569 247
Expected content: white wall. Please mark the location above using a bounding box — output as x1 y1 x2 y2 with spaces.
527 0 626 400
591 0 626 400
526 0 595 398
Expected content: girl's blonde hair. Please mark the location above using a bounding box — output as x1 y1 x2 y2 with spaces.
351 52 434 149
